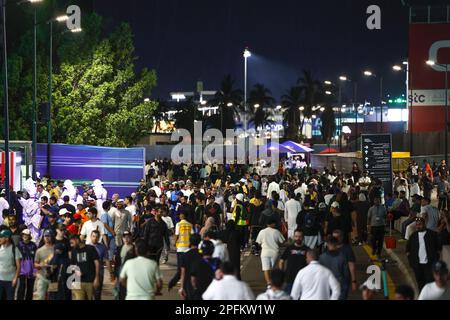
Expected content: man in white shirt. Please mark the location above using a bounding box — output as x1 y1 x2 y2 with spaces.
80 207 108 247
291 249 340 300
418 261 450 300
203 231 229 262
151 181 162 198
202 262 254 300
267 178 280 200
284 193 301 240
0 193 10 225
120 240 162 300
358 171 371 192
256 217 285 286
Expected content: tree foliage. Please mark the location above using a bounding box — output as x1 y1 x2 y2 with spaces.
1 12 157 147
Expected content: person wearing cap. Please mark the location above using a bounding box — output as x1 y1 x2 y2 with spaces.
190 239 221 300
406 215 442 291
113 199 132 247
418 260 450 300
367 196 387 259
34 229 54 300
69 234 100 300
80 207 108 248
256 216 285 287
17 229 37 300
325 201 351 243
231 193 248 250
0 229 22 300
113 230 135 300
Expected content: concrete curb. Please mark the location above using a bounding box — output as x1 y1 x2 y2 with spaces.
385 247 419 297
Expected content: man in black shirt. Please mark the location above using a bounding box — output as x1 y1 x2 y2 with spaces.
205 195 223 227
59 196 76 216
178 234 202 300
69 234 100 300
278 229 309 294
143 209 168 264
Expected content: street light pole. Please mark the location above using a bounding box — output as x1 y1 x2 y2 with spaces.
338 82 342 152
445 64 448 165
31 6 37 180
243 48 251 161
353 82 358 151
2 0 10 203
380 76 383 133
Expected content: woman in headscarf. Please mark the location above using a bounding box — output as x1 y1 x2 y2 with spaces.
200 216 216 238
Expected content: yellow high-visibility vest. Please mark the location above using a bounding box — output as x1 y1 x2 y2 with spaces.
176 219 192 248
232 204 247 226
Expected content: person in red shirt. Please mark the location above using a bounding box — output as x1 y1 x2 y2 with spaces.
66 213 82 235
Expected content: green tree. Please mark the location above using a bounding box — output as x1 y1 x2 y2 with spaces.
52 17 157 147
1 12 157 147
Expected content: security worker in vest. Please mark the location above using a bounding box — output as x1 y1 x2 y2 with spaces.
232 193 248 250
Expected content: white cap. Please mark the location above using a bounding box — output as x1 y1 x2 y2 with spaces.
91 179 103 187
236 193 244 202
359 193 367 202
239 178 246 183
117 199 124 203
331 201 340 209
59 208 69 216
87 196 96 201
21 229 31 235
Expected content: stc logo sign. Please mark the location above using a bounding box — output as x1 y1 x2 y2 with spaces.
409 92 426 104
428 40 450 72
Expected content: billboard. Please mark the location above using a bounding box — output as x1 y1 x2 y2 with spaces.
37 144 145 197
409 23 450 132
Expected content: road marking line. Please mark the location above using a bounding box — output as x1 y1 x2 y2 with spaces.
362 245 396 300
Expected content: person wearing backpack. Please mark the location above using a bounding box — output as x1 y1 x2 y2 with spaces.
17 229 37 300
190 240 221 300
297 202 321 249
0 229 22 300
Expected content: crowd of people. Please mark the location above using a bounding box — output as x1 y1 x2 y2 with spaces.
0 157 449 300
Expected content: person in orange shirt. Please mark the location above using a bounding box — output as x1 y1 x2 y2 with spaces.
75 202 89 227
423 159 433 178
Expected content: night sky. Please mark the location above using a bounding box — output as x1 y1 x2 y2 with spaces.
94 0 410 103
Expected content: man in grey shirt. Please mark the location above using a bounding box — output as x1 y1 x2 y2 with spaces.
367 196 387 258
420 197 440 232
113 199 132 247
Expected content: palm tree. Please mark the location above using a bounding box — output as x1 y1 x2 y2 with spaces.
210 74 243 134
320 105 336 147
297 70 323 135
173 98 203 137
281 86 303 141
248 83 275 132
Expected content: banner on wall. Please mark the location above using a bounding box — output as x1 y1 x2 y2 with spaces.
37 144 145 197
